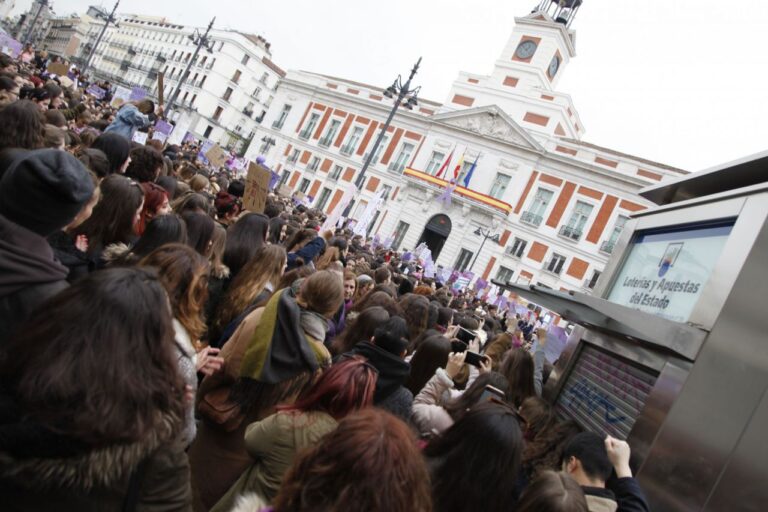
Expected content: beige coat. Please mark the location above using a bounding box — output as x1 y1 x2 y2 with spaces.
411 368 456 437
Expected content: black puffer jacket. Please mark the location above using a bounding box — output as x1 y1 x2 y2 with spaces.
0 215 68 343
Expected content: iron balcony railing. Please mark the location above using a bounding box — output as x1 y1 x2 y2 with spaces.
558 225 583 241
520 211 543 227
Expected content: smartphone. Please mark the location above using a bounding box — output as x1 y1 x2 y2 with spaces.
456 327 476 344
449 340 486 368
480 385 506 403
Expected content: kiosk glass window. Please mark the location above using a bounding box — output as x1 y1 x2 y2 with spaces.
607 220 735 323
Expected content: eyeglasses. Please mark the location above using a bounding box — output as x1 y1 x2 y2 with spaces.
338 353 379 375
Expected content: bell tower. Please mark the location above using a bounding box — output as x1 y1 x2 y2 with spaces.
440 1 586 139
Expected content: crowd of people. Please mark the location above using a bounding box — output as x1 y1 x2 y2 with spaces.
0 48 652 511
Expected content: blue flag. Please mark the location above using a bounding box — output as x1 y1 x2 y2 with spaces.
462 155 479 188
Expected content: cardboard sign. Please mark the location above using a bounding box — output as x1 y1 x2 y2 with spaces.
110 85 131 109
132 131 148 145
277 185 292 198
242 162 272 213
46 62 70 76
58 76 74 89
86 83 106 99
151 131 168 143
205 144 227 168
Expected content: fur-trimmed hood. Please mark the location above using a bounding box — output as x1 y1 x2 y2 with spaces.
0 397 180 492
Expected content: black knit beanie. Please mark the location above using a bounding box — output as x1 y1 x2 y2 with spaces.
0 149 95 236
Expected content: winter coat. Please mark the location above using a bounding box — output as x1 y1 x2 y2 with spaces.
189 306 267 512
412 368 456 437
0 214 68 343
0 394 193 512
584 487 619 512
173 319 198 447
104 103 151 141
346 341 413 420
47 230 91 282
211 410 337 511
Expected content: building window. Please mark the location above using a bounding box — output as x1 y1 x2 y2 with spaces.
252 87 261 100
241 54 249 65
489 173 511 199
364 135 388 165
330 164 343 181
213 106 223 121
231 69 241 84
586 270 601 290
560 201 594 241
425 151 445 175
316 187 332 210
288 148 300 163
601 215 628 254
299 113 320 140
272 104 291 130
308 156 321 171
258 139 272 154
223 87 233 101
388 142 414 173
455 248 474 272
260 72 269 83
393 221 410 250
340 126 364 155
496 266 514 284
545 253 567 275
279 170 290 187
457 160 474 183
203 125 213 138
318 120 341 147
507 237 527 258
298 178 310 193
381 184 393 200
521 188 554 227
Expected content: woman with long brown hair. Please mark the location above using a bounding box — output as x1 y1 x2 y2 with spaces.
211 244 286 347
140 244 224 446
330 305 390 356
212 356 378 510
500 347 536 408
0 268 191 509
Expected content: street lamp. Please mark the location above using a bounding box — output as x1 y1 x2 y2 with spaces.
353 57 422 190
166 17 216 114
80 0 120 78
260 135 276 155
469 227 500 272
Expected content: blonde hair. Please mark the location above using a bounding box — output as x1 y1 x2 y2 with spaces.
297 270 345 318
189 174 210 193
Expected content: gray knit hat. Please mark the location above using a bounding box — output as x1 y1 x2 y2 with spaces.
0 149 95 236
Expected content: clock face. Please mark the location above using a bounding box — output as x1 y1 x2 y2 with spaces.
515 40 537 60
548 55 561 78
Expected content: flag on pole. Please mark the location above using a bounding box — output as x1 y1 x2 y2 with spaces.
462 155 480 188
452 151 466 180
435 150 454 179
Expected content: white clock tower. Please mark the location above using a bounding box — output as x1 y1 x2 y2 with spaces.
441 0 586 140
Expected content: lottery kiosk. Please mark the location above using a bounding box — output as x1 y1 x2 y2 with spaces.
494 151 768 511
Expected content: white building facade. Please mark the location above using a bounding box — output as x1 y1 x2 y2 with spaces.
71 12 283 152
245 5 686 294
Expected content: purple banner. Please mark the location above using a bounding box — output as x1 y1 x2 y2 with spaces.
154 119 174 135
129 87 148 101
86 83 106 99
0 35 22 58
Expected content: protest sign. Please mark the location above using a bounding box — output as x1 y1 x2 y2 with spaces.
151 131 168 143
110 86 131 109
154 119 174 135
46 62 69 76
242 162 272 213
130 87 147 101
86 83 106 99
132 131 148 145
277 185 292 198
0 34 22 58
205 144 227 168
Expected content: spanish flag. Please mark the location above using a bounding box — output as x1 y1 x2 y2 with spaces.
435 149 453 178
452 151 465 180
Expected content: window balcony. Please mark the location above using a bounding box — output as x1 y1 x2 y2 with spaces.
388 162 407 174
363 152 380 165
543 261 564 276
242 109 254 118
318 136 333 148
520 211 543 227
600 240 615 254
339 144 355 156
298 129 312 140
272 119 285 130
558 225 583 242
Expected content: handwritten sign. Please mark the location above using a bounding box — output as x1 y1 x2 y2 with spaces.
205 143 227 168
132 131 148 145
110 85 131 109
607 222 733 323
242 162 271 213
555 344 658 440
46 62 70 76
0 34 22 57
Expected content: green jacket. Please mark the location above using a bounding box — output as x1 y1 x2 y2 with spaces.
211 410 337 511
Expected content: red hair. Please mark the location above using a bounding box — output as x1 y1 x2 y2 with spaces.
137 182 169 235
274 409 432 512
278 356 377 419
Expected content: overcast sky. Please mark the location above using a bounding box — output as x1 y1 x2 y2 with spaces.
15 0 768 171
